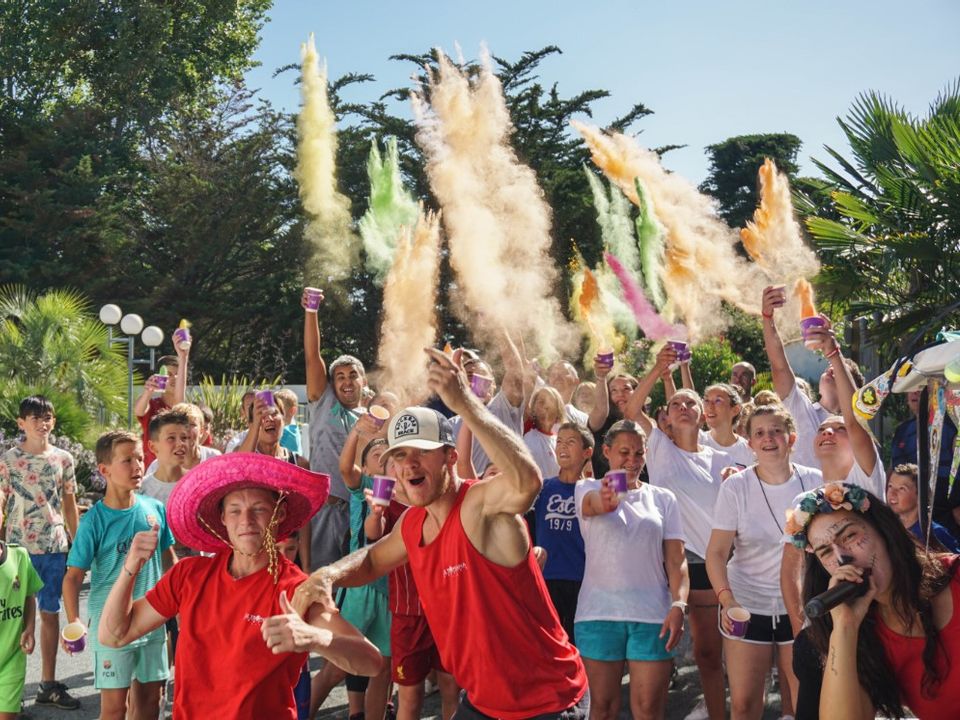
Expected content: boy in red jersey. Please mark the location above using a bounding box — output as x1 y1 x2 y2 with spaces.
295 348 587 719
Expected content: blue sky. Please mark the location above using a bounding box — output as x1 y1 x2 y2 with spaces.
245 0 959 184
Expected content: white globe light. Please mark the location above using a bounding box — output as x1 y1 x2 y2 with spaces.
141 325 164 348
99 304 122 326
120 313 144 336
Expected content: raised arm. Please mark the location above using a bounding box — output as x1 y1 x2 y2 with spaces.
303 289 329 403
496 328 525 409
427 347 541 516
662 366 678 401
679 357 694 392
588 358 612 432
624 345 676 435
340 415 381 490
455 421 478 480
134 376 162 418
761 285 797 400
172 338 189 406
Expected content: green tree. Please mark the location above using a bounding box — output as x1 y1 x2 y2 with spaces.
700 133 803 227
798 80 960 354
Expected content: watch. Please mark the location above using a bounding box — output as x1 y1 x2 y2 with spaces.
671 600 689 616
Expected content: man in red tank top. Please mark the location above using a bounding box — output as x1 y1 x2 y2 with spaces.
294 347 587 719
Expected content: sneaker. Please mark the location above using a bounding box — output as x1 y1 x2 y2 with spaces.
684 699 710 720
35 682 81 710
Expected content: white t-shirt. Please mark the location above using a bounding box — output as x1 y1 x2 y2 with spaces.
712 465 823 616
225 429 249 453
565 404 589 428
844 446 886 499
574 479 683 623
140 472 178 505
144 445 220 476
646 428 732 558
699 430 755 469
524 428 560 479
782 384 832 470
451 390 524 475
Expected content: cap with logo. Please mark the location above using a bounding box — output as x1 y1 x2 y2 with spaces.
383 407 456 460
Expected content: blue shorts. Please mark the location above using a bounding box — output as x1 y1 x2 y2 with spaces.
30 553 66 613
94 640 169 689
575 620 675 662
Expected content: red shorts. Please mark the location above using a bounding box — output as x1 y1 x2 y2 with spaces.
390 613 444 685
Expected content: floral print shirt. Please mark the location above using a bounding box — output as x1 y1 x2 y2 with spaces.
0 446 76 554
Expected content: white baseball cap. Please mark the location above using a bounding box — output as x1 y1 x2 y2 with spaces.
383 407 456 459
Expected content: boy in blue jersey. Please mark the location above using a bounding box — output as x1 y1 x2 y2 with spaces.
533 422 593 640
62 431 176 720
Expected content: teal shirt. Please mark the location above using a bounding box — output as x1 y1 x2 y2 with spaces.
348 475 387 597
67 496 174 650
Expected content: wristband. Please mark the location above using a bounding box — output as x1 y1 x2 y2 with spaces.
670 600 689 616
761 311 774 319
716 587 732 600
824 346 841 359
122 566 135 578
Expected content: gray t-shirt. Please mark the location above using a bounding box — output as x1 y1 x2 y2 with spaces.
451 390 524 475
307 385 359 500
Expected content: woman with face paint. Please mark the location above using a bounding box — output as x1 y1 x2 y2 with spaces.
786 482 960 720
574 420 688 720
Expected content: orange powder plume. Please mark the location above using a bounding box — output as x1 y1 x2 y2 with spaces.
795 278 817 319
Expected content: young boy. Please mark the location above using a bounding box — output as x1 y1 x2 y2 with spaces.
0 506 43 720
140 411 190 506
62 431 176 720
533 421 593 640
0 395 80 709
276 389 303 456
134 340 189 468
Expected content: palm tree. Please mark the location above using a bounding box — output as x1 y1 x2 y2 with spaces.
0 285 128 440
797 79 960 355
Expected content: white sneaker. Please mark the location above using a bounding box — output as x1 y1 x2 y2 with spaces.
684 699 710 720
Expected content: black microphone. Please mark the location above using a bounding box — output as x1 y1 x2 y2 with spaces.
804 557 872 619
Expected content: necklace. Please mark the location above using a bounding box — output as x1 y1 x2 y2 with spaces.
756 466 804 534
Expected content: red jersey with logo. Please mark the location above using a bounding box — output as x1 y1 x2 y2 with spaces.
384 498 421 616
139 396 170 468
400 481 586 718
146 552 307 719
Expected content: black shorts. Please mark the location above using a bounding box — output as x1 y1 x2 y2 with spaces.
546 579 581 641
720 609 793 645
686 552 713 592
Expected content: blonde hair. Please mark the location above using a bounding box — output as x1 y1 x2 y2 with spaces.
275 389 299 413
530 385 567 426
170 402 205 428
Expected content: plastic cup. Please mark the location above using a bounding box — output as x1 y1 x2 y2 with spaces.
173 327 192 351
668 340 692 363
595 349 614 367
150 374 168 390
256 389 275 408
800 316 827 349
369 405 390 428
470 374 493 399
371 475 396 507
725 607 751 637
62 621 87 654
604 469 629 497
304 287 323 313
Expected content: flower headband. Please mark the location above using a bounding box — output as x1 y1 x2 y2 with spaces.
784 482 872 550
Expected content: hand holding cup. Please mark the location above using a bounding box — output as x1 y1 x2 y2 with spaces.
762 285 787 318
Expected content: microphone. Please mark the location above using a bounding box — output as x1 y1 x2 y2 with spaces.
804 557 872 619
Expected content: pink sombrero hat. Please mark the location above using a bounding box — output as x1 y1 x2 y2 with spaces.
167 453 329 553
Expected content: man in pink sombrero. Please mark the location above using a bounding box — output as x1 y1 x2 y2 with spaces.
97 453 383 720
294 348 588 719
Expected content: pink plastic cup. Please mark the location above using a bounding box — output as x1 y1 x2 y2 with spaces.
371 475 396 507
470 374 493 398
595 349 614 367
304 287 323 313
62 621 87 654
800 316 827 349
725 607 751 637
150 374 168 390
604 469 629 497
173 327 191 351
256 389 275 408
369 405 390 428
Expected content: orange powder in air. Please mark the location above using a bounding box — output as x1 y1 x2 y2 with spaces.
795 278 817 318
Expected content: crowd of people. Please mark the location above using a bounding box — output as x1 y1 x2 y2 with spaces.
0 284 957 720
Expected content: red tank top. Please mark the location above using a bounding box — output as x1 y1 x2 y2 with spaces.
401 481 586 718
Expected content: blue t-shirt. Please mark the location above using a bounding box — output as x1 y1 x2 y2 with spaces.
533 477 585 582
908 519 960 553
281 423 303 456
67 495 175 650
347 475 388 597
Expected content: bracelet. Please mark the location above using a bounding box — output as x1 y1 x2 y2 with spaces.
122 566 135 578
761 311 774 319
824 346 841 359
716 587 732 599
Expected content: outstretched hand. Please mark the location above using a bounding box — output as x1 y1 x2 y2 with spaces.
424 347 471 415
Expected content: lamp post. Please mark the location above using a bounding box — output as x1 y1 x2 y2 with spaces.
99 304 164 428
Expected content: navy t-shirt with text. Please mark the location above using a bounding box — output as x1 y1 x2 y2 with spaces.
533 477 585 582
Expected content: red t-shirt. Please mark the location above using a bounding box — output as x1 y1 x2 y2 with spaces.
400 481 586 718
384 499 422 616
139 396 170 468
875 560 960 720
146 552 307 720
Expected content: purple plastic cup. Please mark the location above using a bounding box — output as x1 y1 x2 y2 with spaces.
256 389 275 408
725 607 751 637
800 316 827 348
595 348 614 367
173 327 191 351
470 374 493 398
369 405 389 428
604 469 629 497
371 475 396 507
668 340 692 362
304 287 323 313
150 374 168 390
62 621 87 654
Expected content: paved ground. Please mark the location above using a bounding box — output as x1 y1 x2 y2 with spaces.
24 583 786 718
